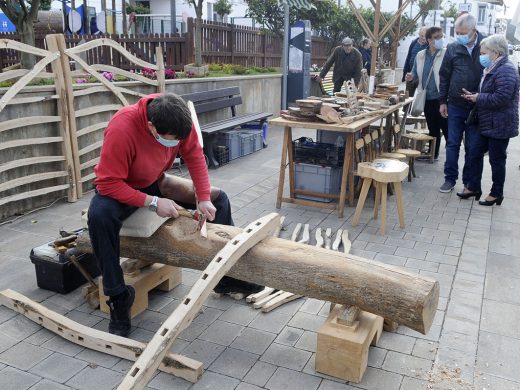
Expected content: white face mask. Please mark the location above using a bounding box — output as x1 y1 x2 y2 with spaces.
155 134 179 148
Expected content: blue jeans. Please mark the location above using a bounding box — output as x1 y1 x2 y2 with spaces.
467 135 509 197
444 104 481 186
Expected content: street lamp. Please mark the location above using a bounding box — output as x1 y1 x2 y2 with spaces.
488 12 492 36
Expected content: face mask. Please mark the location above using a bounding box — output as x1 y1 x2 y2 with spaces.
456 33 470 45
434 38 445 50
479 54 493 68
155 134 179 148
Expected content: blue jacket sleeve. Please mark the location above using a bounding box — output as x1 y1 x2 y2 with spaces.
476 66 519 109
438 47 453 105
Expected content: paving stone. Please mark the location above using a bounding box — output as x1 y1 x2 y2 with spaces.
261 343 312 371
0 329 18 353
192 307 223 326
230 327 276 355
147 371 191 390
405 258 439 272
438 263 456 276
400 376 431 389
270 298 305 316
236 383 264 390
377 332 416 354
300 298 326 315
395 247 427 260
439 330 477 355
178 321 209 342
452 278 484 296
481 299 520 339
354 367 403 390
41 335 84 357
75 348 121 369
274 326 304 347
426 252 459 265
0 314 41 341
382 350 432 380
367 346 387 369
288 312 326 332
30 379 72 390
374 253 407 266
208 347 259 379
474 373 520 390
243 361 277 387
199 320 244 346
0 306 16 324
484 273 520 305
0 366 41 390
265 367 321 390
476 331 520 382
294 331 317 352
443 316 479 337
218 304 258 326
364 243 397 255
29 352 88 383
317 379 357 389
133 310 168 333
190 371 240 390
435 347 475 383
412 339 437 360
181 339 226 367
66 366 124 390
249 311 292 334
404 232 433 244
0 341 52 370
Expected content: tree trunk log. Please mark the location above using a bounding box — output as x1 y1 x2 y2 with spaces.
76 217 439 334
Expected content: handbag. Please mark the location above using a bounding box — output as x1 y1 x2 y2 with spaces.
410 55 437 117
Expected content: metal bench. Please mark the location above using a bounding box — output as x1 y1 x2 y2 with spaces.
180 87 272 168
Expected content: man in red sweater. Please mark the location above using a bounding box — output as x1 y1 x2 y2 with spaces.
88 93 262 337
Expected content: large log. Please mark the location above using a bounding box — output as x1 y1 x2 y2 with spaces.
77 217 439 334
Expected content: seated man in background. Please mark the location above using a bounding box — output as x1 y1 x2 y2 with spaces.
88 93 262 337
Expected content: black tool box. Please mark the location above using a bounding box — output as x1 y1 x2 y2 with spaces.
30 242 100 294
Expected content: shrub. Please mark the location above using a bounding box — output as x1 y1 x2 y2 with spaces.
165 68 176 79
208 63 223 71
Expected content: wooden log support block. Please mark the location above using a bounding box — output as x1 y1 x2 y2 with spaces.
316 304 384 383
100 264 182 318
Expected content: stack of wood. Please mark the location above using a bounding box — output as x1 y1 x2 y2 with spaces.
374 83 399 99
281 99 323 122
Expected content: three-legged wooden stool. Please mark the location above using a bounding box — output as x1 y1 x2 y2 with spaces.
352 159 409 235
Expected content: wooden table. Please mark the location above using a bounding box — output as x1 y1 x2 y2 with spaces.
270 98 412 218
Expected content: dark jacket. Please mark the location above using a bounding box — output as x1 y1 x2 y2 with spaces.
439 32 484 108
476 57 520 139
402 38 427 81
359 46 371 71
319 46 362 85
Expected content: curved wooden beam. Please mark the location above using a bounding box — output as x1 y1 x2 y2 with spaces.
77 217 440 334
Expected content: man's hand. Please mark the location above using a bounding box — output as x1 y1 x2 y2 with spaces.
439 103 448 118
197 200 216 221
156 197 180 218
404 72 414 82
461 88 478 103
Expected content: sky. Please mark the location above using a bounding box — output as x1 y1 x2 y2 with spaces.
502 0 518 19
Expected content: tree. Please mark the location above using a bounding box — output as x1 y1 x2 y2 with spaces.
187 0 204 66
0 0 45 68
442 0 457 19
417 0 436 25
214 0 232 21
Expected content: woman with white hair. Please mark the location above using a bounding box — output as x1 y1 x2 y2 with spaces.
458 34 520 206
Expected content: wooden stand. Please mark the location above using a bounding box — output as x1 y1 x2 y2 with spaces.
316 304 383 383
100 263 182 318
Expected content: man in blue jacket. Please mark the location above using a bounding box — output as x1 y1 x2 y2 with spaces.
402 27 428 97
438 13 484 193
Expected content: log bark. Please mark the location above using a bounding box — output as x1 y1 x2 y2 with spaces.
77 217 439 334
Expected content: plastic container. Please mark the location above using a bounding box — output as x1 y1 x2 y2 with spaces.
30 244 101 294
240 122 268 146
240 132 255 156
292 137 345 167
215 130 242 160
214 145 229 166
294 162 342 203
316 130 346 145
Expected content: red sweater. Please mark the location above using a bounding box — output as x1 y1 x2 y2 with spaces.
94 94 210 207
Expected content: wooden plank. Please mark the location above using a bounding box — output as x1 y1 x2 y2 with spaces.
77 122 109 138
73 85 147 99
0 116 61 133
298 224 310 244
332 229 342 251
0 137 63 152
75 105 122 118
0 38 52 57
253 290 284 309
6 94 59 105
66 38 160 70
261 291 301 313
0 289 203 383
0 52 60 112
291 223 302 242
246 287 275 303
118 213 281 389
78 140 103 156
155 45 166 93
80 172 96 183
0 156 65 174
0 171 68 193
0 184 70 207
80 157 101 170
315 228 324 248
180 87 241 103
325 228 332 250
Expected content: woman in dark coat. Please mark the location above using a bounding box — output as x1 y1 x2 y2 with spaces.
457 34 519 206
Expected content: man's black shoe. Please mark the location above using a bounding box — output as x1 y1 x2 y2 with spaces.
213 276 264 295
107 285 135 337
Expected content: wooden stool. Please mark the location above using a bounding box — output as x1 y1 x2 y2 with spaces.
352 159 408 235
316 304 383 383
99 263 182 318
395 148 421 181
402 133 436 163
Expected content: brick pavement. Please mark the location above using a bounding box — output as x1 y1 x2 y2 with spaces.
0 119 520 389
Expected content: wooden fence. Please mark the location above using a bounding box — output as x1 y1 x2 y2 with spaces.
0 18 333 71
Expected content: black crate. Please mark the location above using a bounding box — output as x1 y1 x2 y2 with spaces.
292 137 345 167
30 245 101 294
214 145 229 166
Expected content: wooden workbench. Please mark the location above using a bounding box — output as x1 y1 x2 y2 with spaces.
270 98 413 218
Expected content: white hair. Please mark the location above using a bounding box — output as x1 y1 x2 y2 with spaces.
481 34 509 57
455 13 476 30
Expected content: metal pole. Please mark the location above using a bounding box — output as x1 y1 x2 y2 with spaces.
170 0 176 34
281 2 289 110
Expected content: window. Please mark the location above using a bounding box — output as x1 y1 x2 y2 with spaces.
478 5 487 24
